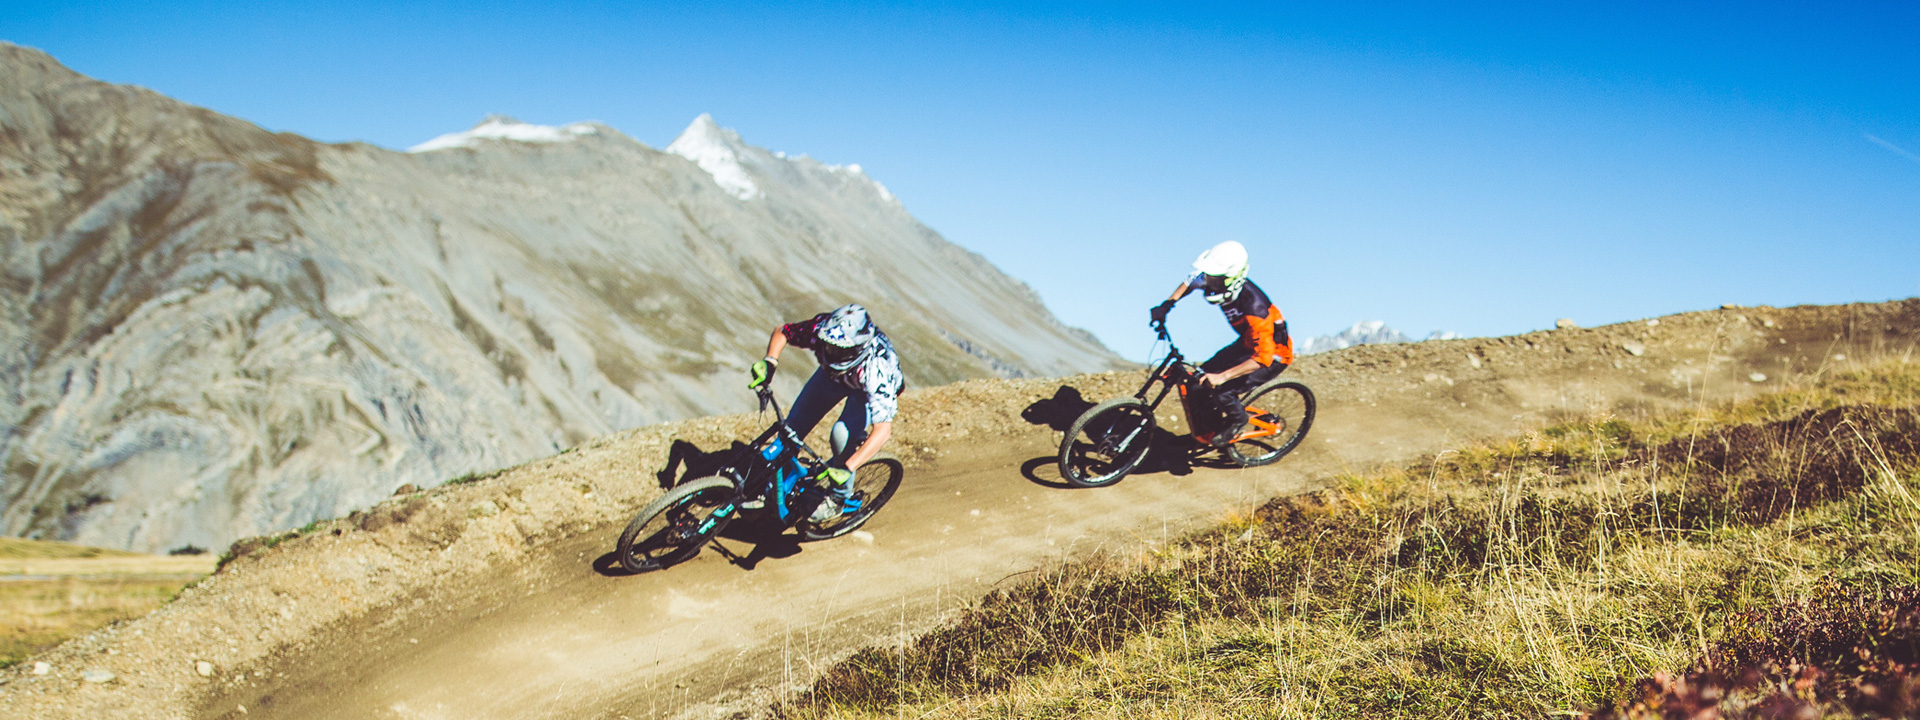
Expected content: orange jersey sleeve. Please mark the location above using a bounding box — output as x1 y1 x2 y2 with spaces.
1243 306 1292 366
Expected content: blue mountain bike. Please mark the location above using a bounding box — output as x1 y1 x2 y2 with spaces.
615 387 904 573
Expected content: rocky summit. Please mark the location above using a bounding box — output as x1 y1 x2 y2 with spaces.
0 44 1126 552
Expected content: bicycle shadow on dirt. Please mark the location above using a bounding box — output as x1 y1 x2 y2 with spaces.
592 514 803 576
1018 385 1239 488
592 439 810 577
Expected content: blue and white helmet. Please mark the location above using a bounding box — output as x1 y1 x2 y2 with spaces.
817 304 878 371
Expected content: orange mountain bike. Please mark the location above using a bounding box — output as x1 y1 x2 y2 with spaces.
1056 319 1314 487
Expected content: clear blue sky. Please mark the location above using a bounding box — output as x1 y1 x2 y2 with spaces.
7 1 1918 359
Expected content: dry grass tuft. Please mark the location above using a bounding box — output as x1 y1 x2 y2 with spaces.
0 577 201 669
0 538 208 669
785 359 1920 719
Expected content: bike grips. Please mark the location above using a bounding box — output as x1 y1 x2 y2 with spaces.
814 466 853 487
748 356 778 390
1149 300 1175 325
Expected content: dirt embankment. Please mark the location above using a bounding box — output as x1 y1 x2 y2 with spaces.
1 300 1914 719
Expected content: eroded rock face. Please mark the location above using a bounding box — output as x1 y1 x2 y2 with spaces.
0 44 1126 552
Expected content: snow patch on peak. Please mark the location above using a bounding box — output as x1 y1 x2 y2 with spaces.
824 161 896 203
1298 321 1410 355
667 114 761 200
408 115 599 153
1298 321 1464 355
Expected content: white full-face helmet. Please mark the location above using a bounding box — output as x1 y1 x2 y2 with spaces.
816 304 878 371
1192 241 1249 304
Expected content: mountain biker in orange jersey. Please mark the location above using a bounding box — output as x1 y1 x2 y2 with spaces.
1148 241 1294 446
747 304 905 521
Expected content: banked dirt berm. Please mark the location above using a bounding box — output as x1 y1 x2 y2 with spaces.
0 299 1913 719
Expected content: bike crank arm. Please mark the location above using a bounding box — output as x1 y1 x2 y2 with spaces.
1227 416 1284 443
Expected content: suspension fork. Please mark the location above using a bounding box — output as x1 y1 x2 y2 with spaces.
1104 375 1175 453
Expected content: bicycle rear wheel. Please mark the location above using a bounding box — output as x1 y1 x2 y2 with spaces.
616 476 736 573
1225 381 1315 467
1057 398 1157 488
799 457 904 541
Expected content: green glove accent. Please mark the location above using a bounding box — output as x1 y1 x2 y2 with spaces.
748 357 777 390
816 466 853 487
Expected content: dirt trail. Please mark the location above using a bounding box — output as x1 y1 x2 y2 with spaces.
4 302 1915 719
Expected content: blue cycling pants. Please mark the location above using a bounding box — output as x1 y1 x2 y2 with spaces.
785 369 873 465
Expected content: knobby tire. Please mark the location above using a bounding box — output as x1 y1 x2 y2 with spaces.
1057 398 1157 488
798 457 904 541
1224 381 1315 467
616 476 736 573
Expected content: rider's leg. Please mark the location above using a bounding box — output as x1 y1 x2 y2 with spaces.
763 370 851 512
785 369 855 441
810 394 873 518
1215 362 1284 422
1200 344 1287 440
1199 344 1256 431
804 398 867 523
831 394 872 469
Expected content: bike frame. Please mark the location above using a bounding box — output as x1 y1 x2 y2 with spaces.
1136 321 1283 443
1130 322 1218 437
705 389 864 527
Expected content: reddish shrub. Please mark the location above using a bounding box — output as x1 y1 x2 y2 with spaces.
1592 586 1920 719
1654 406 1920 524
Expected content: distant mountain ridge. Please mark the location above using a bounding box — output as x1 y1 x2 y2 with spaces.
0 44 1127 552
1298 321 1460 355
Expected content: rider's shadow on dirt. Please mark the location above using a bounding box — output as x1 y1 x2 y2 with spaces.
1018 386 1227 488
656 439 749 490
588 439 810 576
1020 385 1096 432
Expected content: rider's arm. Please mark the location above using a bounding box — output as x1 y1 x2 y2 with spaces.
1203 358 1263 386
1153 281 1193 324
842 421 892 471
763 326 790 362
1166 281 1194 303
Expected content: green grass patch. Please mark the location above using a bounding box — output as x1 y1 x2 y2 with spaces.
0 537 144 560
785 359 1920 719
0 577 200 669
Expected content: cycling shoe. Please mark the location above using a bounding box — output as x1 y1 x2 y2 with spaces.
808 497 844 523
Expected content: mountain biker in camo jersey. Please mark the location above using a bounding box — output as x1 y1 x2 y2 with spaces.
747 304 905 521
1148 241 1295 446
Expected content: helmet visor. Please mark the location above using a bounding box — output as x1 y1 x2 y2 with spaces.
1200 273 1241 304
1199 273 1230 295
819 341 863 369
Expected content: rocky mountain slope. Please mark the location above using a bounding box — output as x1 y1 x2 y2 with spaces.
0 44 1126 553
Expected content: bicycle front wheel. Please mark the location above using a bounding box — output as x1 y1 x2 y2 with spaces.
615 476 736 573
1225 381 1315 467
799 457 904 541
1057 398 1157 488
